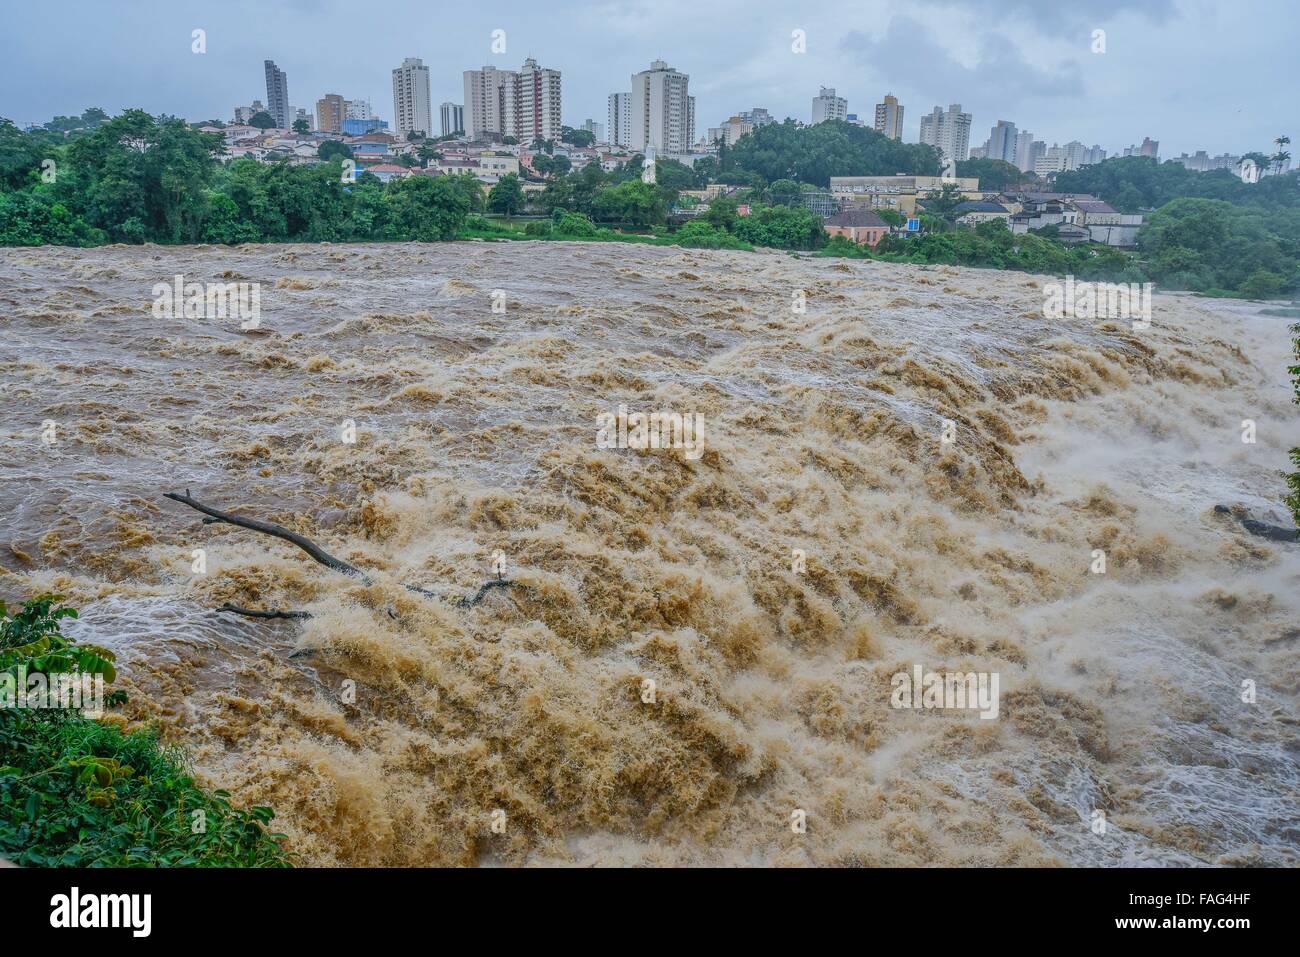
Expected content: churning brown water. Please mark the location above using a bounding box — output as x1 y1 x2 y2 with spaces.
1 241 1296 866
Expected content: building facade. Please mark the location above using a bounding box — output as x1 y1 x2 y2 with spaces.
514 58 562 143
631 60 694 154
811 86 847 124
234 99 266 125
985 120 1018 164
464 60 561 142
1122 136 1160 159
874 94 904 140
440 102 465 136
315 94 347 134
918 103 972 173
392 57 433 137
263 60 290 128
607 92 632 148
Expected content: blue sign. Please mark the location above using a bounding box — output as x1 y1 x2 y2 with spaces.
906 218 921 231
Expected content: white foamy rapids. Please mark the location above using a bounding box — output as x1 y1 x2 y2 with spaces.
1 243 1295 866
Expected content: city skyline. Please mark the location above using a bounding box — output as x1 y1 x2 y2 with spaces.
1 0 1296 158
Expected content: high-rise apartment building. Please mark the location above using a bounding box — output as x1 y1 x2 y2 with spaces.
984 120 1018 164
607 92 632 148
918 103 972 173
463 60 562 142
631 60 694 154
874 94 903 140
580 118 605 142
464 65 513 139
263 60 290 128
811 86 847 124
1122 136 1159 159
514 58 562 143
440 102 465 136
316 94 347 134
1013 130 1036 172
346 99 373 121
392 57 433 137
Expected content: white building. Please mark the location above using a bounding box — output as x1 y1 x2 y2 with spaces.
346 99 373 121
1013 131 1036 172
811 86 847 124
874 94 903 140
391 57 433 137
439 102 465 137
464 65 513 139
918 103 972 174
464 60 561 142
631 60 694 155
234 99 266 125
581 118 605 142
607 92 632 148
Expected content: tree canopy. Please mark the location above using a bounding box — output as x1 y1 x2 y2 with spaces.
724 119 942 186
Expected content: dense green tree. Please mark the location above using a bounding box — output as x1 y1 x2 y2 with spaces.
1055 155 1300 212
955 158 1023 191
249 111 274 130
383 174 471 240
559 126 595 147
0 118 55 190
292 118 310 135
317 140 353 162
730 203 824 249
66 110 223 242
919 182 965 224
653 158 702 195
591 179 666 226
725 119 942 186
488 173 526 214
701 195 738 230
693 156 718 182
0 189 104 245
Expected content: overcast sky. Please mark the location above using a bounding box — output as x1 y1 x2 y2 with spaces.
1 0 1296 157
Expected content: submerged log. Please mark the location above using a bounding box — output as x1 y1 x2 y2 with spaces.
164 490 520 619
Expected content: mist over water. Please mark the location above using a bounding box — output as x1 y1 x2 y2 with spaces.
1 242 1295 866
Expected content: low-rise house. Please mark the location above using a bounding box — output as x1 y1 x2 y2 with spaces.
362 163 413 182
476 151 520 183
824 209 890 247
1006 192 1142 247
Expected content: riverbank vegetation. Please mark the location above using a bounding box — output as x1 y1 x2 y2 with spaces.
0 594 290 867
1 110 1296 301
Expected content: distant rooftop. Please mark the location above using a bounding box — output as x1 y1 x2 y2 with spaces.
825 209 889 228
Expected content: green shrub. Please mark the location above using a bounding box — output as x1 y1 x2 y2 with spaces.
0 595 290 867
551 209 599 237
674 220 750 250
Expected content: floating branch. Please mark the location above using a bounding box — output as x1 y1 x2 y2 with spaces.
217 603 312 620
164 490 370 582
456 577 514 608
164 489 522 618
